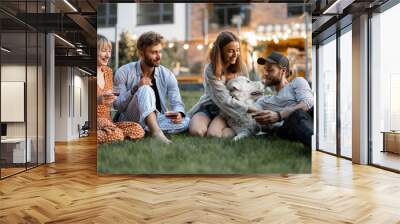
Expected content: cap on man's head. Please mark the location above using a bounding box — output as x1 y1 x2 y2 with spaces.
257 51 289 70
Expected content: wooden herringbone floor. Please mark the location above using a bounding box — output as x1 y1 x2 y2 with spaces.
1 136 400 224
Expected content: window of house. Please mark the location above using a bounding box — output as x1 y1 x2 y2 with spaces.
287 5 304 17
137 4 174 26
97 4 117 27
209 4 250 29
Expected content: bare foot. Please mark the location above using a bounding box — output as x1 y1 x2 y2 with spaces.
153 131 172 144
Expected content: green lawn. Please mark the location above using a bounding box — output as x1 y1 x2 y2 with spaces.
98 90 311 174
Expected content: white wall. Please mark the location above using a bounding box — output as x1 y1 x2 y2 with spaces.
115 3 136 41
56 67 69 141
1 65 38 138
131 4 186 41
98 27 115 42
46 32 55 163
54 67 89 141
1 64 46 164
71 74 89 138
352 14 369 164
1 65 26 139
98 3 187 42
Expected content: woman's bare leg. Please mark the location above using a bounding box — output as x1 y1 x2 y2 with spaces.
189 113 211 137
222 127 235 138
207 115 229 138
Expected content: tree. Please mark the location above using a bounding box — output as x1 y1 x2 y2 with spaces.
161 41 187 76
118 31 138 67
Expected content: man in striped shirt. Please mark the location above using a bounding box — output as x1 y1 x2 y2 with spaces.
113 31 189 144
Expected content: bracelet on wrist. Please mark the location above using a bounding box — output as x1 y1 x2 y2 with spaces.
277 111 282 122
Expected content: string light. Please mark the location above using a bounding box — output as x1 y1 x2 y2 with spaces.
301 32 307 39
266 25 273 32
273 36 279 44
170 23 308 50
244 32 257 46
274 24 281 32
283 24 290 32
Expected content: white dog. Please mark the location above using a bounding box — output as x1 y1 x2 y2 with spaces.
223 76 265 141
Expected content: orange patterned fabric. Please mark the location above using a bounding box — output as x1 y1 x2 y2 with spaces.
97 117 115 129
115 122 145 140
97 66 145 144
97 128 124 144
97 66 114 120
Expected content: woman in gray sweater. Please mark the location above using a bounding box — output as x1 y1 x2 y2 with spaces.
188 31 258 137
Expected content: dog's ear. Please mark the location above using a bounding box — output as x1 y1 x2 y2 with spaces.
229 82 241 92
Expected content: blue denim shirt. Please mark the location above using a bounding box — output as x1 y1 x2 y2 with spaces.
113 61 186 115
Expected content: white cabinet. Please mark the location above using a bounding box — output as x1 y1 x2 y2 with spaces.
1 138 32 163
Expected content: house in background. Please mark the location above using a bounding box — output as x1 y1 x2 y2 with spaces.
97 1 400 172
97 3 311 83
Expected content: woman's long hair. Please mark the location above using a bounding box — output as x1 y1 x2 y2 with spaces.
209 31 243 80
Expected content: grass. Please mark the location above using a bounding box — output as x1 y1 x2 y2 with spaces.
98 90 311 174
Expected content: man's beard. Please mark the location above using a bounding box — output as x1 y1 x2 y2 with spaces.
263 76 281 87
143 56 160 67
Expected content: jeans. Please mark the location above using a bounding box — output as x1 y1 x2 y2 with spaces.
118 86 189 134
276 107 314 148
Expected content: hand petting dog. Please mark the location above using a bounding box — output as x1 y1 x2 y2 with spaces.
253 110 280 124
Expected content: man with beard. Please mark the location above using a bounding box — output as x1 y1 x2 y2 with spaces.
113 31 189 144
252 51 314 148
